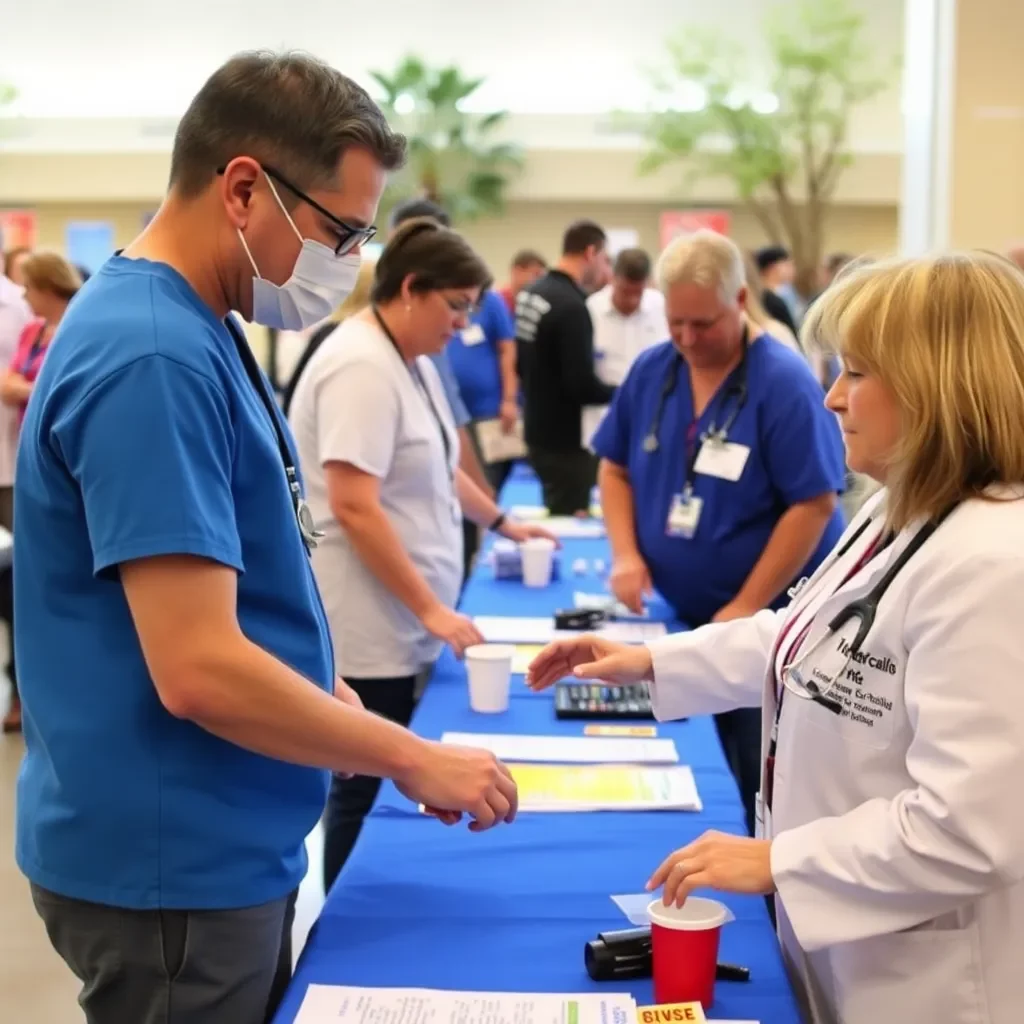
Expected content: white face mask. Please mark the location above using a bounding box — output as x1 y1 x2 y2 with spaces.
238 176 362 330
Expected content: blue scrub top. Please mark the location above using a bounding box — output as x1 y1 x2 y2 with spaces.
447 290 516 421
14 256 334 911
427 349 471 428
593 336 847 627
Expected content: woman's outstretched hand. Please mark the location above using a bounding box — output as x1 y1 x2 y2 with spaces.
526 636 653 691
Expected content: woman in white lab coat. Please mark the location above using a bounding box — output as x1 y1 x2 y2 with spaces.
527 251 1024 1024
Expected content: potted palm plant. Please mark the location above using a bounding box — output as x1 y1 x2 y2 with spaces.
370 56 524 221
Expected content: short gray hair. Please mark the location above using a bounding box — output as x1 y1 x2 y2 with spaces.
655 229 746 303
169 50 407 198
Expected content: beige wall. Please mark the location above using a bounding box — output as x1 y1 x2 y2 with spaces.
22 199 899 283
947 0 1024 248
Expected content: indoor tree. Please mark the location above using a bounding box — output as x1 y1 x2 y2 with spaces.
370 56 523 222
639 0 895 296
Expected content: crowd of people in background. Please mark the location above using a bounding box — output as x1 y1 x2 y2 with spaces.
0 212 865 833
0 220 864 752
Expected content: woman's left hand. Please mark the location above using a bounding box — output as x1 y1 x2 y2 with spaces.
499 521 561 547
647 831 776 907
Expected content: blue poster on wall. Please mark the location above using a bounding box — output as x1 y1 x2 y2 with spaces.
65 221 115 276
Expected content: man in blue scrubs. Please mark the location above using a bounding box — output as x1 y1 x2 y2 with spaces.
593 230 845 835
15 52 518 1024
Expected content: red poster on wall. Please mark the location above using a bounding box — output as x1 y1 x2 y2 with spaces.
659 210 731 251
0 209 38 250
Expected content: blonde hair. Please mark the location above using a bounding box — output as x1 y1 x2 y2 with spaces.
21 251 82 301
803 251 1024 530
329 257 375 323
655 229 745 302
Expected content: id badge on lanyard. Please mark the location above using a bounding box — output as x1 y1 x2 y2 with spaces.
666 487 703 538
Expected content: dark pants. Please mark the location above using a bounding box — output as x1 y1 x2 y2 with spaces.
31 883 297 1024
528 447 597 516
713 707 763 836
322 674 418 894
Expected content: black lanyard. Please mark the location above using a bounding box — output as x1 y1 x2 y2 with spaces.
226 318 321 552
643 327 749 475
372 306 454 481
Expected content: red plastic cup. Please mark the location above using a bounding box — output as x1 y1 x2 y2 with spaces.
647 897 732 1008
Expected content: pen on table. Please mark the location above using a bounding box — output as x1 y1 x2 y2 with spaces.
716 962 751 982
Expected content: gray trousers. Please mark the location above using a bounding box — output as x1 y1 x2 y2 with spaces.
31 883 297 1024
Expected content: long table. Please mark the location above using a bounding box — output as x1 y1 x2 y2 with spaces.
275 473 801 1024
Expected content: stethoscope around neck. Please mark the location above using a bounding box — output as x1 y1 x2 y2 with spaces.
642 328 750 455
780 504 957 715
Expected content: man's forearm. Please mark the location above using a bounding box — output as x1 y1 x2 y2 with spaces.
600 461 641 560
456 468 501 528
182 632 427 779
459 426 493 494
337 501 441 620
735 497 836 610
498 342 518 402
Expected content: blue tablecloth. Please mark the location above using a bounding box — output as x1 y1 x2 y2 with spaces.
275 470 801 1024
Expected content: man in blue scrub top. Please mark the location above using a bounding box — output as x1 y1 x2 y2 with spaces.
15 52 518 1024
593 230 845 835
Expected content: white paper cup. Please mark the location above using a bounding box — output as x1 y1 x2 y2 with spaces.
520 537 556 587
464 644 514 713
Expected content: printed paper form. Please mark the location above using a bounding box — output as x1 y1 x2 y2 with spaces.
440 732 679 765
511 645 544 675
294 985 638 1024
474 616 667 646
509 764 702 812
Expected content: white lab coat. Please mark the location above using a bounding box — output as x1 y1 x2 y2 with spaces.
649 487 1024 1024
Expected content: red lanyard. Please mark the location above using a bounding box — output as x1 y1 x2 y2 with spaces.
764 529 887 812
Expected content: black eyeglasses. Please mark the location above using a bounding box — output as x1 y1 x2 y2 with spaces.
441 294 479 316
217 163 377 256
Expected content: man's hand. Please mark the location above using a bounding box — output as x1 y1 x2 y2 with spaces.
647 831 775 907
609 552 653 614
421 604 485 658
499 399 519 434
711 598 760 624
396 741 518 832
526 635 653 691
499 521 561 547
334 677 365 710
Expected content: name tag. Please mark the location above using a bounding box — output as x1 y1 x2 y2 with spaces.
694 439 750 482
666 492 703 538
461 323 485 346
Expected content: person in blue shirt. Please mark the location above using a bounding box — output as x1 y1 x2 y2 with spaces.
593 229 846 836
15 51 517 1024
448 288 520 493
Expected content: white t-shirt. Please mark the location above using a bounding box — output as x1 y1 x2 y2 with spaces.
587 285 669 386
0 276 31 488
582 286 669 447
289 316 463 678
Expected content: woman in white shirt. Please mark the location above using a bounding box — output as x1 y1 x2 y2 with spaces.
290 218 555 892
526 251 1024 1024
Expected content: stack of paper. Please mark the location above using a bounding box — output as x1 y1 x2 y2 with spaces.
474 615 667 646
440 732 679 765
509 763 702 812
295 985 640 1024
